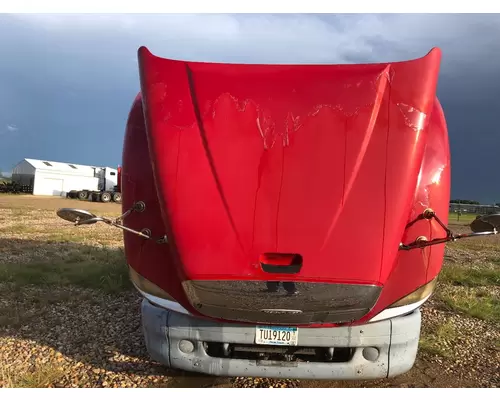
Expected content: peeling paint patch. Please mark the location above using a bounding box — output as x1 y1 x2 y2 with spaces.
256 117 268 150
377 67 395 85
397 103 428 132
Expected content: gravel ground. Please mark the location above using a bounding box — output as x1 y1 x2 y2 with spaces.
0 283 498 388
0 286 170 388
419 301 499 387
0 196 499 388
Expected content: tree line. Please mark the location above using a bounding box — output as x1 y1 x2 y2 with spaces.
450 199 480 205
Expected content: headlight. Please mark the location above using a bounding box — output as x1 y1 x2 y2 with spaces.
128 266 177 302
388 277 437 308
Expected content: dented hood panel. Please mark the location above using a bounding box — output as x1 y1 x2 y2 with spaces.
138 47 442 285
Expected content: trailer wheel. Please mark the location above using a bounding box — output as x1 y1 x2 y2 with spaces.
112 192 122 203
100 192 112 203
77 190 88 201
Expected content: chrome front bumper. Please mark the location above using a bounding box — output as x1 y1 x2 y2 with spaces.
140 298 421 380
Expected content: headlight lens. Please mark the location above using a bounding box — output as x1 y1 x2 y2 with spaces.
388 277 437 308
128 266 177 302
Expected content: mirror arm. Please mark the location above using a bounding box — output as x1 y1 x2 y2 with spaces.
429 210 452 238
399 208 498 251
69 201 151 239
399 230 498 251
99 217 151 239
115 209 132 224
57 203 154 241
74 216 104 226
115 201 146 224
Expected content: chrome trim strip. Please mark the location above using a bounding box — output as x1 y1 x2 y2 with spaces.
368 294 431 322
134 284 191 315
260 309 303 314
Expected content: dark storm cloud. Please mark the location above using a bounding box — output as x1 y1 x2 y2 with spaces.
1 13 500 201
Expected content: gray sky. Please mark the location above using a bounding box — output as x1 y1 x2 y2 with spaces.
1 13 500 201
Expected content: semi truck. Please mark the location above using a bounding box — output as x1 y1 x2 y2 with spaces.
66 166 122 203
56 46 499 380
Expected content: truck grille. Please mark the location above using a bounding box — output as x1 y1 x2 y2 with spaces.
204 342 355 363
182 280 381 325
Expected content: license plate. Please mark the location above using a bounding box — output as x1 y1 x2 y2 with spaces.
255 326 298 346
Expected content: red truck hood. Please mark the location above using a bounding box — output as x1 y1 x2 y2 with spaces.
137 47 441 290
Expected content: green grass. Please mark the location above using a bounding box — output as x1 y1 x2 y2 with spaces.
419 320 458 358
451 241 500 252
437 262 500 323
439 263 500 287
0 224 47 235
0 257 131 294
448 212 478 224
0 223 113 243
437 289 500 324
1 363 65 388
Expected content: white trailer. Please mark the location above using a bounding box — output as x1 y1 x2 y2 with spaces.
67 166 122 203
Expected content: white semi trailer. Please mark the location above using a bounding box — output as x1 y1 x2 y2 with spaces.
66 166 122 203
